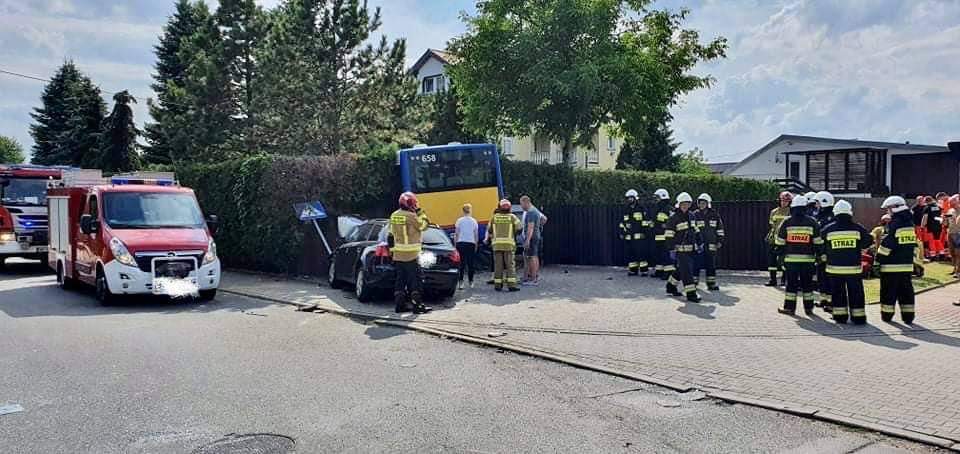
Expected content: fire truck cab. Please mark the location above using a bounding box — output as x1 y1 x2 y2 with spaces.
47 171 221 304
0 165 67 265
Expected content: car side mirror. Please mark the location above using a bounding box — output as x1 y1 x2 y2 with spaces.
206 214 220 235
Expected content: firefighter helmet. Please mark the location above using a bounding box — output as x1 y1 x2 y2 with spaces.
779 191 793 204
676 192 693 203
625 189 639 199
791 195 809 208
881 195 908 212
815 191 835 208
804 191 817 202
698 193 712 205
834 200 853 216
654 188 670 200
398 191 419 210
499 199 512 210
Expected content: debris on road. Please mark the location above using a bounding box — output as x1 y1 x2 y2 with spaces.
680 391 708 401
242 310 267 317
296 304 320 312
0 404 24 416
487 331 507 338
657 400 682 408
400 363 416 369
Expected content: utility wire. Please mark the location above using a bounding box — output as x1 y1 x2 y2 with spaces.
0 67 192 109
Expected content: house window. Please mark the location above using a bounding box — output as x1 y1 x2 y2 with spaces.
533 136 551 165
421 75 444 94
588 146 600 164
789 162 800 179
502 137 514 156
805 149 886 193
607 136 616 150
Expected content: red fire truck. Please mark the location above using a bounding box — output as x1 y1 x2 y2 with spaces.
0 165 69 266
47 171 221 304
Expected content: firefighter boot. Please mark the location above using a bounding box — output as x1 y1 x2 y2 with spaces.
764 271 778 287
666 278 682 297
686 292 702 303
394 291 412 313
411 292 432 314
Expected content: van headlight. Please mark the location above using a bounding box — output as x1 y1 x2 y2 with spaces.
109 237 137 267
203 239 217 265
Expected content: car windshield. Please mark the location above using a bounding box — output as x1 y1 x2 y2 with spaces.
103 192 205 229
1 178 48 206
378 226 451 246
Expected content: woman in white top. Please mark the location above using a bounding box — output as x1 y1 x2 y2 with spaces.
454 203 479 289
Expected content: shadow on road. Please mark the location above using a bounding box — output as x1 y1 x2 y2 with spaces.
793 315 918 350
0 261 273 318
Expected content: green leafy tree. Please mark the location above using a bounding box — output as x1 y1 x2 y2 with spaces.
676 147 711 175
216 0 266 131
97 91 141 172
252 0 427 155
0 136 26 163
423 87 486 145
29 61 106 166
616 119 679 171
449 0 726 165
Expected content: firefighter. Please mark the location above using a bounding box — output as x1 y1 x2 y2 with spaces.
388 192 433 314
486 199 522 291
665 192 702 302
775 195 822 316
649 189 673 279
876 196 918 324
821 200 872 324
814 191 836 312
693 193 724 290
765 192 793 287
619 189 649 276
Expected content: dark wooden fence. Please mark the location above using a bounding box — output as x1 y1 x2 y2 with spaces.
539 202 776 271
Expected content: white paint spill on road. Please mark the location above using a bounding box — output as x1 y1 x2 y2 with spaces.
0 404 24 415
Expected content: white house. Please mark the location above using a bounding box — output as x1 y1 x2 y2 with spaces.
408 48 624 170
724 135 957 197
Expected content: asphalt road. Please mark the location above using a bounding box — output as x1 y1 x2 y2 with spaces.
0 261 940 453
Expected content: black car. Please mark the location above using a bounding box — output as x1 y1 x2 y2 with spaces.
327 218 460 302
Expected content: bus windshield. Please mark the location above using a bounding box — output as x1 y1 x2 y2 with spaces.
407 148 497 193
103 192 205 229
1 178 49 206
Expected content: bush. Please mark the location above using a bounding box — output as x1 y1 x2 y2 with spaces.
502 161 779 206
177 152 777 274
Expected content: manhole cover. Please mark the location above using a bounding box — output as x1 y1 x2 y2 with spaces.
193 433 295 454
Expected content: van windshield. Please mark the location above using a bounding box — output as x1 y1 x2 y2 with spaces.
103 192 205 229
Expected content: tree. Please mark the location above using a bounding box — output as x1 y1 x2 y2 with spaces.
97 91 141 172
29 61 106 166
449 0 726 165
423 87 486 145
216 0 266 131
616 119 680 171
0 136 25 164
252 0 427 155
676 147 712 175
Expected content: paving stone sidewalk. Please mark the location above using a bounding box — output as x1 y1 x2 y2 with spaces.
220 268 960 449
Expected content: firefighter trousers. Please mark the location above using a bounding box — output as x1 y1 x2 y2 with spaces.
829 275 865 324
667 252 697 296
783 266 815 313
394 260 423 308
694 249 718 288
817 264 832 308
880 272 915 324
655 240 673 278
493 250 518 290
766 244 781 281
625 238 649 275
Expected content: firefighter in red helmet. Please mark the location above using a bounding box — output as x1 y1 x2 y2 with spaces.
387 192 432 314
486 199 523 291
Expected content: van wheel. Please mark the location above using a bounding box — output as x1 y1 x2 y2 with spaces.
95 268 117 306
57 263 75 290
199 289 217 301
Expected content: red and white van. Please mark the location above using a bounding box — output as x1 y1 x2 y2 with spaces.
47 171 221 304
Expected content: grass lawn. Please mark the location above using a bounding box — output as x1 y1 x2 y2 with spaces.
863 262 958 304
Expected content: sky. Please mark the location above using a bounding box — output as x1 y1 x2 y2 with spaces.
1 0 958 163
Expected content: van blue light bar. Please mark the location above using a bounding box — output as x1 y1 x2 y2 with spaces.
110 177 174 186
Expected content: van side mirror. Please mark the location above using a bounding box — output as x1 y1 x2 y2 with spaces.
80 214 99 234
206 214 220 235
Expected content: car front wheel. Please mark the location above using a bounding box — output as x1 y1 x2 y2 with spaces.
328 259 343 289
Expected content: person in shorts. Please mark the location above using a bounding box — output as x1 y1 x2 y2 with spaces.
519 196 546 285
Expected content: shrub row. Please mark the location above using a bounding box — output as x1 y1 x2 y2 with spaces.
178 153 779 274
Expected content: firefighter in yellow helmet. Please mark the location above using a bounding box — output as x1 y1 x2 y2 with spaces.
486 199 523 291
387 192 432 314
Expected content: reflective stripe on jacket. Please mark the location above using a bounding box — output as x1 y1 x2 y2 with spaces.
389 209 429 262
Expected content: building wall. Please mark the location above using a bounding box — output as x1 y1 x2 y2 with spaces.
415 57 448 95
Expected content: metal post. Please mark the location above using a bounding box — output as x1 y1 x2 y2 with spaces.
313 219 332 255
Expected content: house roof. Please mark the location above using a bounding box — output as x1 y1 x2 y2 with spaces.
724 134 948 175
706 162 737 174
408 48 455 76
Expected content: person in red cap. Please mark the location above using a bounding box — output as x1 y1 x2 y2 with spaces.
765 192 793 286
387 192 432 314
485 199 522 291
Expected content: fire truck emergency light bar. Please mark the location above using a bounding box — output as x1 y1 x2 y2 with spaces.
110 177 175 186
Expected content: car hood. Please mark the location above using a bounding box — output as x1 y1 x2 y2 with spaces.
111 228 210 253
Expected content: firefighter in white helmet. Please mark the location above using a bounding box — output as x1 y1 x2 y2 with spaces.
649 189 673 279
664 192 702 302
775 195 823 316
692 193 724 290
820 200 872 324
619 189 649 276
876 196 918 324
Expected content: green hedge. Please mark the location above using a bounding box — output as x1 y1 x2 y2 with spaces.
177 152 777 274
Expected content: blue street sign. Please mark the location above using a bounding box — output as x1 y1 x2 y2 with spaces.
294 201 328 221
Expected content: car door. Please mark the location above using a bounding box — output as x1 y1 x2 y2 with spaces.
75 193 99 284
335 223 371 283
